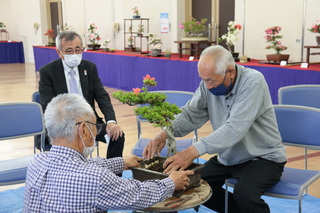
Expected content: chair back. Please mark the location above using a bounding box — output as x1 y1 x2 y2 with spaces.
32 91 40 103
274 105 320 149
278 84 320 108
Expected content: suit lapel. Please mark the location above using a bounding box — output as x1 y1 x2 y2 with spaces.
78 61 89 98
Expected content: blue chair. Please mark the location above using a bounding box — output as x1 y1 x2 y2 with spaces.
131 90 198 157
0 102 46 186
278 85 320 171
224 105 320 213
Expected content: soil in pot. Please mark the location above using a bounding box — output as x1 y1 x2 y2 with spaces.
132 156 204 197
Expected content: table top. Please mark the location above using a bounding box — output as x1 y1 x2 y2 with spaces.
174 40 216 44
304 46 320 48
140 179 212 212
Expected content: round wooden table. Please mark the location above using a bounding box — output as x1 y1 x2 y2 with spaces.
136 179 212 213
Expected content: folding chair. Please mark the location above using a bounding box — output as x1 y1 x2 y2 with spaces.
32 91 100 157
131 90 198 157
278 84 320 171
0 102 46 186
225 105 320 213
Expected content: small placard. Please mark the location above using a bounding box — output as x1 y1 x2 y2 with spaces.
189 56 194 61
301 63 309 68
8 40 12 42
280 61 287 66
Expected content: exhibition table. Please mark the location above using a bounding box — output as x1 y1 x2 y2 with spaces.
0 41 25 63
33 46 320 104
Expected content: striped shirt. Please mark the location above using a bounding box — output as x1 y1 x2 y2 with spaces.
23 145 174 212
174 64 287 166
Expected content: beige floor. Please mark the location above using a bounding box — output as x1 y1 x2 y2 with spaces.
0 63 319 198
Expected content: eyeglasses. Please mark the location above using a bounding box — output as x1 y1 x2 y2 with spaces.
75 121 102 134
60 48 84 55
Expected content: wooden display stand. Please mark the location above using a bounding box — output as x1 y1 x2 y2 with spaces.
124 18 149 54
174 40 216 59
0 29 9 41
304 46 320 63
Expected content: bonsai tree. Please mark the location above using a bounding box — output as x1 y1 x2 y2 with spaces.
0 22 6 28
112 74 182 156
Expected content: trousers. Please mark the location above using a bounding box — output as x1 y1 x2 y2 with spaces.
201 156 286 213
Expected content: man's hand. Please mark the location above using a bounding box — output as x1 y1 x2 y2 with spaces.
106 122 123 141
142 130 167 160
163 146 199 174
123 155 142 170
169 170 194 190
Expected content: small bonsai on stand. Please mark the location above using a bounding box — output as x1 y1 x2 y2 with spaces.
148 33 162 56
112 74 182 156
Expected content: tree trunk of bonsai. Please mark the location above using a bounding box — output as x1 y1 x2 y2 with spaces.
165 122 177 157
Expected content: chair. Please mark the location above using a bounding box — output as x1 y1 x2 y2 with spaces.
32 91 100 157
131 90 198 157
0 102 46 186
278 84 320 170
225 105 320 213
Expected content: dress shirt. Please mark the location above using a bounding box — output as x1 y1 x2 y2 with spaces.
23 145 174 212
173 64 287 166
62 61 83 96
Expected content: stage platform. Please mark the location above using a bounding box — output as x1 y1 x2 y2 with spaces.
33 46 320 104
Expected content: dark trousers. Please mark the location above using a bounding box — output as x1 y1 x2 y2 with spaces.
95 121 125 159
201 156 285 213
35 122 125 159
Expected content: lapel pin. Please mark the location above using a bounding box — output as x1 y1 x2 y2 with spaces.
84 70 87 75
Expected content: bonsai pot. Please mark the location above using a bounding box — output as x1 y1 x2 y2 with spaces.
266 54 290 62
131 156 204 198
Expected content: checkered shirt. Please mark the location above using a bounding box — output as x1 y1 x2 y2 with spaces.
23 145 174 212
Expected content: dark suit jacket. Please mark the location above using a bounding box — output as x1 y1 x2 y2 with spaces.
39 58 116 123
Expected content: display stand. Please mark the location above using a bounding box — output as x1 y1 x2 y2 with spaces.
124 18 149 54
0 29 9 41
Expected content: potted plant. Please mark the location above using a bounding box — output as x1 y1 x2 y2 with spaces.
60 23 75 33
164 48 172 58
112 74 182 156
148 33 162 56
0 22 6 32
137 24 144 36
264 26 289 62
85 23 101 50
179 17 208 41
308 20 320 46
44 29 55 46
102 39 110 51
132 6 141 19
219 21 242 59
128 36 134 48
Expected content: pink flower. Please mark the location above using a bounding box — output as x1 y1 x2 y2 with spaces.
179 23 184 29
132 88 141 95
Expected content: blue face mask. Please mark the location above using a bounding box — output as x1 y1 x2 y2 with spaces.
208 71 233 96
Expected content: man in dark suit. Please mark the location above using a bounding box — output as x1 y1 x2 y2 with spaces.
37 31 124 159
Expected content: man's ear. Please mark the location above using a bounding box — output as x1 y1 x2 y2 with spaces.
56 49 63 59
228 67 236 78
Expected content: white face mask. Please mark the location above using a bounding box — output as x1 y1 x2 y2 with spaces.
63 53 82 68
79 123 95 158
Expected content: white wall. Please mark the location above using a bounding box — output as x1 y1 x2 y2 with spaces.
0 0 319 63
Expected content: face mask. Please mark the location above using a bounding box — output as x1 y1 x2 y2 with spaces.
208 72 233 96
63 53 82 68
79 123 95 158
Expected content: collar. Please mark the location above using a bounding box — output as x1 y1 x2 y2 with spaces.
226 64 242 97
62 59 80 76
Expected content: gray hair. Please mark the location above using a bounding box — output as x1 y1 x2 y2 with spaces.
55 31 83 50
44 93 95 143
199 45 235 76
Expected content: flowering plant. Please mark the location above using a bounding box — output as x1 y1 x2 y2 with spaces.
219 21 242 52
264 26 288 55
179 17 208 37
60 23 75 32
128 37 134 45
148 33 162 50
86 23 101 45
132 6 140 16
44 29 54 41
103 39 110 47
112 74 182 156
308 20 320 34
